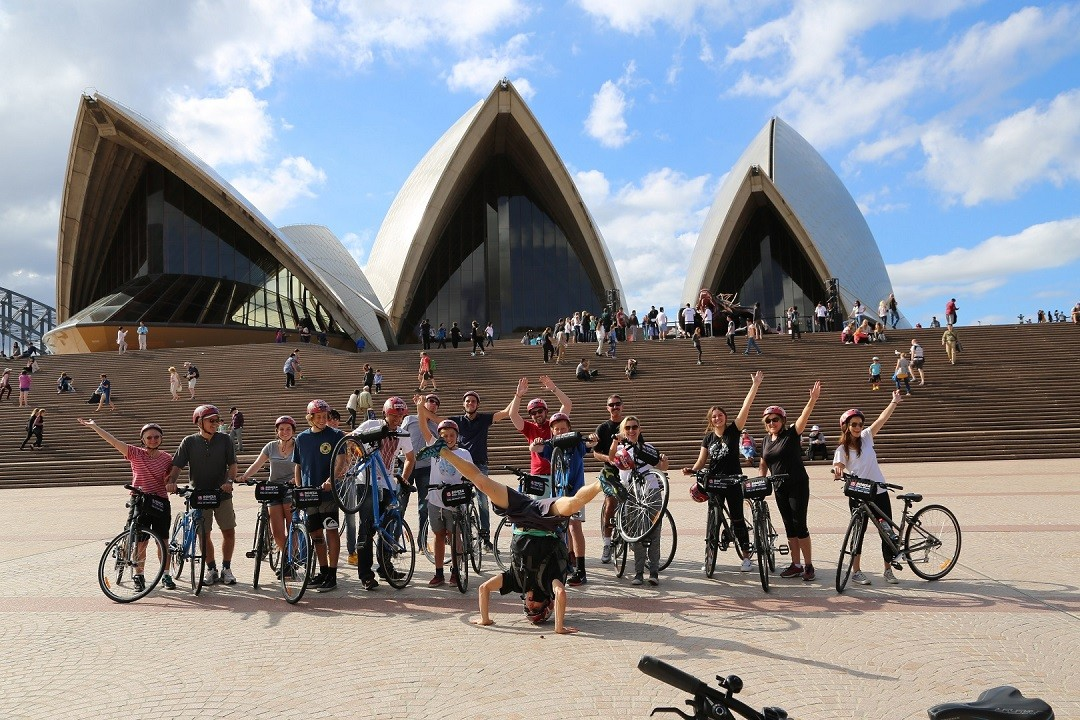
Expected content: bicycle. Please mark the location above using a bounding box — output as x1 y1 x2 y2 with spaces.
742 474 787 593
330 426 416 590
637 655 1054 720
835 472 962 593
97 484 169 603
167 486 219 596
616 448 670 543
695 472 753 580
280 485 321 603
610 505 676 579
437 481 475 593
494 465 553 572
235 479 285 589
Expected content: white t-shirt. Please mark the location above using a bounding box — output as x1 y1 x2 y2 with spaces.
682 307 695 324
657 312 668 326
427 444 473 510
816 304 827 318
704 308 713 324
833 429 886 490
911 343 924 360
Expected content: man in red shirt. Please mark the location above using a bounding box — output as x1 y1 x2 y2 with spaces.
509 375 572 477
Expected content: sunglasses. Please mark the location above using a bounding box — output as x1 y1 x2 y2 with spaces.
624 424 640 430
425 399 440 406
607 402 622 408
529 409 547 416
847 421 865 428
764 417 783 424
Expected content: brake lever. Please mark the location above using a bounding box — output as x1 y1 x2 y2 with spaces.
650 707 694 719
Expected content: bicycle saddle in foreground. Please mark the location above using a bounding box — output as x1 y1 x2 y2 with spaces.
927 685 1053 720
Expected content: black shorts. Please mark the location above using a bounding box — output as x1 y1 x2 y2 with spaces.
306 500 340 533
137 502 172 543
498 533 566 599
911 357 924 369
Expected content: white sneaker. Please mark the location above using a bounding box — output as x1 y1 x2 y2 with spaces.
884 567 899 584
740 558 753 572
852 570 871 585
205 568 219 585
600 543 612 564
221 568 237 585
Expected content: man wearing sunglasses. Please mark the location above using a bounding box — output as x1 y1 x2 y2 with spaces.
509 375 573 481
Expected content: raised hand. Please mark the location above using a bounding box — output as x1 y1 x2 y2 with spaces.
539 375 555 390
750 370 763 386
809 380 822 401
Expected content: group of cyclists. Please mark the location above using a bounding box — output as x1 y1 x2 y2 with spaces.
94 368 909 630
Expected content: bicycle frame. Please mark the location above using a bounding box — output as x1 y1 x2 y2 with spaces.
354 446 410 553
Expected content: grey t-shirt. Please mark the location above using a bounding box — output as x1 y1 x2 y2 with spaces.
402 415 437 469
260 440 296 484
173 432 237 491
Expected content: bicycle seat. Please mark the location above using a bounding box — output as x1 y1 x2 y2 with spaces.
928 686 1053 720
896 493 923 503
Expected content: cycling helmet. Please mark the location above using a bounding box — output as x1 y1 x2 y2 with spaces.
306 399 331 415
689 482 708 503
139 423 163 438
275 415 296 429
437 419 459 433
548 412 570 428
383 396 408 414
762 405 787 420
527 398 548 414
840 408 865 428
192 404 220 424
613 446 634 471
462 390 480 403
523 597 553 624
423 393 441 406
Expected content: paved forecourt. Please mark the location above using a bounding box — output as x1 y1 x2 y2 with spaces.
1 458 1077 719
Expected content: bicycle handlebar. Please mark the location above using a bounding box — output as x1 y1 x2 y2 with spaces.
638 656 766 720
502 465 528 477
840 471 903 491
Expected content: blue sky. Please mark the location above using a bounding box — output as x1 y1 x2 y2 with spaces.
1 0 1078 328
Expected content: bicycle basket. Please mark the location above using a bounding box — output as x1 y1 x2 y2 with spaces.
292 486 323 508
843 477 876 500
700 474 739 493
636 443 662 467
741 476 772 500
138 494 169 516
190 490 220 509
441 484 473 507
254 482 287 503
522 474 548 496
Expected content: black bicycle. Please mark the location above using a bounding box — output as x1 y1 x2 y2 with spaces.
835 472 962 593
695 472 751 580
236 479 285 590
97 484 169 603
637 655 1054 719
438 481 475 593
742 474 786 593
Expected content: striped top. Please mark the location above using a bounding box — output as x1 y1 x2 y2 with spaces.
126 445 173 498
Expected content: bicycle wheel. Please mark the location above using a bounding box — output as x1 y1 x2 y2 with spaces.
755 510 775 593
835 511 867 593
613 534 628 578
331 436 371 514
905 504 961 580
452 516 469 593
98 528 166 603
493 518 511 572
377 515 416 590
467 502 483 573
252 512 267 590
168 514 186 578
658 509 677 572
281 523 314 604
763 506 777 573
189 521 207 596
704 501 719 578
617 470 670 543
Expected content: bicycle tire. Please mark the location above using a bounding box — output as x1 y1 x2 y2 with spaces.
613 534 628 578
905 504 961 580
467 502 483 573
168 513 186 578
763 506 778 573
492 518 511 572
835 511 866 593
658 508 677 572
252 511 267 590
281 523 313 603
190 521 206 596
452 517 469 593
377 515 415 590
331 436 370 514
704 501 719 578
98 528 166 603
617 470 669 543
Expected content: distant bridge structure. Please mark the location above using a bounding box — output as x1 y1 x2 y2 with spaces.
1 286 55 355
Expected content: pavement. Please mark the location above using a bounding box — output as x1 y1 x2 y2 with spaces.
1 458 1077 719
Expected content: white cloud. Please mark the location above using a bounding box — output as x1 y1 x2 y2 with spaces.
576 167 712 310
164 88 274 167
887 217 1080 306
230 156 327 218
921 90 1080 206
576 0 738 34
585 63 639 148
446 34 538 97
341 230 375 268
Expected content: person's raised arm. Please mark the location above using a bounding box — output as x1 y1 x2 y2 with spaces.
540 375 572 414
734 370 764 430
413 395 436 444
509 377 528 431
868 390 902 438
77 418 128 456
793 380 821 436
494 377 528 423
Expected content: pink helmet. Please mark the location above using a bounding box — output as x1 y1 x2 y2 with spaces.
437 419 459 433
523 596 553 624
613 446 634 471
840 408 865 428
383 396 408 414
689 482 708 503
548 412 570 428
192 405 220 424
527 398 548 414
306 399 331 415
762 405 787 420
275 415 296 429
140 423 163 438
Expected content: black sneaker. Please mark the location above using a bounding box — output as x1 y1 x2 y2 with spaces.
308 568 327 587
133 574 146 592
376 566 405 581
316 574 338 593
481 535 494 553
599 467 628 501
568 571 587 587
416 438 447 461
362 577 380 591
161 574 176 590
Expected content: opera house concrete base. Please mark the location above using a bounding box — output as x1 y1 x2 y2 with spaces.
43 324 355 355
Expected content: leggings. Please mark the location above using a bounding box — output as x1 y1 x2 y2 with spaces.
717 483 749 553
774 478 810 539
848 492 893 564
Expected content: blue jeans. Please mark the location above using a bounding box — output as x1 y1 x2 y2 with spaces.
745 337 762 354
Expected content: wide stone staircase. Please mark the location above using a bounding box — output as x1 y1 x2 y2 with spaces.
2 322 1078 489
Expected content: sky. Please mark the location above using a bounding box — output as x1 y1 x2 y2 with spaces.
1 0 1078 329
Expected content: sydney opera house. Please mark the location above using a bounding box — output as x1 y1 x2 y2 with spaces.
43 82 898 354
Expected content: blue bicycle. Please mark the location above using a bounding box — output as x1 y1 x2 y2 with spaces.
331 425 416 589
280 485 321 603
168 486 219 596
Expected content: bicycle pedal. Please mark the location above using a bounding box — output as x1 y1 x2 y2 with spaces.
245 550 257 558
778 545 790 555
891 561 903 570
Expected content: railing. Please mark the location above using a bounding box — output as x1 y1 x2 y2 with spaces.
1 286 55 355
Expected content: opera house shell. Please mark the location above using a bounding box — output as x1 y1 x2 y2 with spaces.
46 93 393 354
684 117 902 328
366 81 623 344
